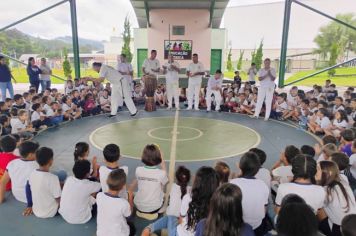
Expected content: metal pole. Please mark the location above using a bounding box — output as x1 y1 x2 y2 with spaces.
284 57 356 87
69 0 81 78
278 0 292 88
0 0 69 32
293 0 356 31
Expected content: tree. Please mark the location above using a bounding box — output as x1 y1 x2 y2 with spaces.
328 43 339 76
62 48 72 79
226 48 233 71
251 49 256 64
237 50 244 70
121 16 133 63
314 13 356 59
254 39 264 70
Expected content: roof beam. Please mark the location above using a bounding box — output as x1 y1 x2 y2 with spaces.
144 0 151 27
209 0 216 27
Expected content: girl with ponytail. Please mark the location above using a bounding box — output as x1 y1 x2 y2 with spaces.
275 154 325 214
316 161 356 236
73 142 99 179
142 166 192 236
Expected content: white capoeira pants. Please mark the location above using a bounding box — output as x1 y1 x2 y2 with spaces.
166 79 179 108
206 89 222 111
187 78 202 109
111 79 137 116
254 86 274 119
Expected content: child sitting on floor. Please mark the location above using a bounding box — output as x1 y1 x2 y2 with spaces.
74 142 99 179
25 147 61 218
0 141 39 203
59 160 101 224
99 144 128 199
0 135 19 192
96 169 135 236
131 144 168 217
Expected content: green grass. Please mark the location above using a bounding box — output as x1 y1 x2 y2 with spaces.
10 67 98 84
284 67 356 87
224 67 356 87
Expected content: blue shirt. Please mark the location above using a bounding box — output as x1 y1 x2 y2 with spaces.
0 64 11 82
195 219 255 236
27 65 41 83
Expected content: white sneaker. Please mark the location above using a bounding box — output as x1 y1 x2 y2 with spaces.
186 107 192 110
249 115 258 119
194 108 200 111
167 107 172 110
264 118 269 121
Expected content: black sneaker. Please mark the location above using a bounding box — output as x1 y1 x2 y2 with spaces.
131 111 139 117
108 114 116 118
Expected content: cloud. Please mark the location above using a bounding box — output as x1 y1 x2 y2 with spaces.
0 0 138 41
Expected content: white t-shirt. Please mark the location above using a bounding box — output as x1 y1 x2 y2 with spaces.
117 62 133 82
272 165 293 184
99 96 111 107
349 154 356 178
6 159 38 203
317 116 331 129
248 68 257 82
59 176 101 224
29 170 62 218
207 76 223 90
230 177 269 229
99 165 129 199
62 103 71 113
134 166 168 212
10 118 27 134
287 93 298 108
99 64 123 85
143 58 160 76
164 61 180 82
166 183 192 217
258 68 276 88
333 105 345 113
324 184 356 225
187 62 205 81
96 192 131 236
333 119 348 129
255 167 272 189
275 182 325 213
176 193 195 236
31 111 43 122
276 101 288 113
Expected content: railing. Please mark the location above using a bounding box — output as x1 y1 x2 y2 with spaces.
284 57 356 87
0 52 66 81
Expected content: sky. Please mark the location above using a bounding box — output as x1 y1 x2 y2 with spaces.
0 0 354 48
0 0 284 41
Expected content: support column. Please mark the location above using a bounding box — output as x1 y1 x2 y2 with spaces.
69 0 80 78
278 0 292 88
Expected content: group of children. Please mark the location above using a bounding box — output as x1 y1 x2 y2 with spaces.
1 127 356 236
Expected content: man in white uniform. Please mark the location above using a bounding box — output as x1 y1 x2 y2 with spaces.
206 69 223 112
163 55 180 110
142 50 161 77
92 62 137 118
251 58 276 121
117 54 134 107
186 53 205 110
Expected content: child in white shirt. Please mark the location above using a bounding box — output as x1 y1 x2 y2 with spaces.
99 144 128 199
142 166 191 236
59 160 101 224
96 169 134 236
10 109 35 135
132 144 168 214
25 147 62 218
272 145 300 186
250 148 271 189
0 141 39 203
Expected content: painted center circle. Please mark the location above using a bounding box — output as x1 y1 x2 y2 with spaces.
89 117 261 161
147 126 203 141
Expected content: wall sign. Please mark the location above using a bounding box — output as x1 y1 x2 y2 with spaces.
164 40 192 60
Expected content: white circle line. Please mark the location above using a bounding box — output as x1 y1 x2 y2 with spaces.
147 126 203 141
89 116 261 162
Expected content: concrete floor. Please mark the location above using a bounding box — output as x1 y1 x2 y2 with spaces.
0 109 320 236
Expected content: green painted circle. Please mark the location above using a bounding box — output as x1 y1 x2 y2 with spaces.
89 117 260 161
